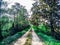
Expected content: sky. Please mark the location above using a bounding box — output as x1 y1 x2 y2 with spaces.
4 0 35 14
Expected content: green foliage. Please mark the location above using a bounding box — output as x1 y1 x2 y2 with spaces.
33 27 60 45
32 25 38 30
10 3 29 26
0 15 13 38
37 32 60 45
31 0 60 40
1 22 13 38
0 16 9 25
38 23 51 34
1 27 30 45
32 24 51 34
38 23 47 32
2 23 12 30
0 1 29 41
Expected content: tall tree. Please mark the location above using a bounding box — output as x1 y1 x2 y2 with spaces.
31 0 60 37
42 0 60 36
0 0 8 41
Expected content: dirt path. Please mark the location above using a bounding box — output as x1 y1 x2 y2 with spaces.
24 31 32 45
10 30 30 45
10 29 45 45
32 30 45 45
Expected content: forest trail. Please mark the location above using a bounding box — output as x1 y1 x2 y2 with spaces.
10 29 45 45
10 29 30 45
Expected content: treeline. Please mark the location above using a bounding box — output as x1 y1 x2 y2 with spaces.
0 0 29 41
30 0 60 40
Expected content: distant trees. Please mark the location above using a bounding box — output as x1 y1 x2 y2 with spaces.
9 2 29 31
0 0 29 41
30 2 40 26
0 0 8 41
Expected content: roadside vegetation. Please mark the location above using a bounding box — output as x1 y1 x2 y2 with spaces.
32 25 60 45
0 0 60 45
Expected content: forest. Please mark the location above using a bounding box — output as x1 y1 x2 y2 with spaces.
0 0 60 45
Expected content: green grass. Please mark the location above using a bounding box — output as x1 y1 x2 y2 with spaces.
32 25 60 45
38 23 51 35
37 32 60 45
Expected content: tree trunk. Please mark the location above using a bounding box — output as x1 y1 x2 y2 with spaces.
50 12 55 36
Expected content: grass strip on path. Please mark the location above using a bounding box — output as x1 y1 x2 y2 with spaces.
24 30 32 45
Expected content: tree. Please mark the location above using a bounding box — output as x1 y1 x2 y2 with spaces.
7 2 29 34
31 0 60 39
0 0 8 41
10 3 29 29
42 0 60 36
31 2 41 26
